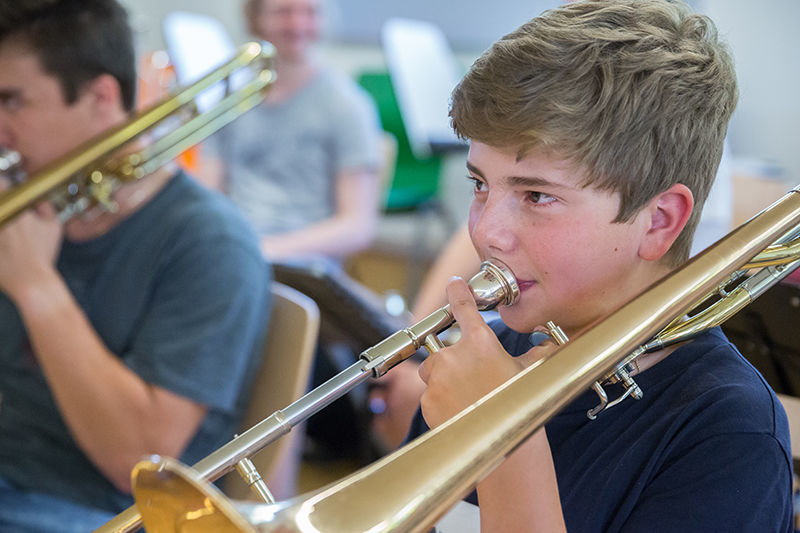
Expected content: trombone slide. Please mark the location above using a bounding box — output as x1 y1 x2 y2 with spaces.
95 259 519 533
129 186 800 533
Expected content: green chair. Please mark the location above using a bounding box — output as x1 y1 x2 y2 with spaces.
357 71 456 298
357 71 445 212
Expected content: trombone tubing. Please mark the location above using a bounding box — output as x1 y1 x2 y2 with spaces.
96 263 514 533
0 42 272 227
253 186 800 532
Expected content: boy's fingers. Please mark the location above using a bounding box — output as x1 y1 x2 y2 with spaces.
33 200 56 218
518 325 569 368
418 357 431 384
518 339 557 369
446 276 486 334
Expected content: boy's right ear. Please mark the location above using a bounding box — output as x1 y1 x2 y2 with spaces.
81 74 124 118
637 183 694 262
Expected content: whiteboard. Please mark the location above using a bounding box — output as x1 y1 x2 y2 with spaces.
331 0 560 52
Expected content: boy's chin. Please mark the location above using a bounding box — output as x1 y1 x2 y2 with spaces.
497 307 542 334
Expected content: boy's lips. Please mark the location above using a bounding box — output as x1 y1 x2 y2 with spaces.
517 279 537 292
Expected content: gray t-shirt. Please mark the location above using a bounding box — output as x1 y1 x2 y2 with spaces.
0 171 270 512
206 67 382 235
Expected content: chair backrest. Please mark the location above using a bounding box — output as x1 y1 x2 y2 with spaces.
381 18 463 159
162 11 245 114
357 71 444 212
723 281 800 396
224 281 320 500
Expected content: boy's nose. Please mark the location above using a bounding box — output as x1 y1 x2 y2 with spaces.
0 124 11 149
470 201 517 255
286 9 315 31
0 115 15 153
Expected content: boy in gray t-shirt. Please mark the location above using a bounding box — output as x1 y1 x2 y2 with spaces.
206 67 382 254
202 0 382 263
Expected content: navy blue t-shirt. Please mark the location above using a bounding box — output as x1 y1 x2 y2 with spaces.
0 171 270 512
408 324 793 532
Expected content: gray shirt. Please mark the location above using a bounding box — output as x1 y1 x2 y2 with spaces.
0 172 270 512
207 67 382 235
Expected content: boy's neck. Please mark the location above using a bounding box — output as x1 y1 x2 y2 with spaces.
64 164 174 241
265 58 319 103
597 261 686 374
566 261 676 340
631 342 684 375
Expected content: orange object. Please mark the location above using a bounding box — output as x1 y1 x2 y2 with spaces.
137 50 201 173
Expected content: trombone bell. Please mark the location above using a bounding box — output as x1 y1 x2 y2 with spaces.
132 456 256 533
125 188 800 533
96 259 520 533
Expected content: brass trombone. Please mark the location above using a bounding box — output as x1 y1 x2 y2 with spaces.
0 41 275 226
116 185 800 532
95 260 521 533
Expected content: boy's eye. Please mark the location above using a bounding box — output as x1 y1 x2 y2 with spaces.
0 93 23 113
528 191 556 205
467 175 485 192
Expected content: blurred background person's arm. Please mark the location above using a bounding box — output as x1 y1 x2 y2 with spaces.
370 223 481 451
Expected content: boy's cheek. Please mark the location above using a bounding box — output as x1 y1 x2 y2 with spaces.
498 305 542 334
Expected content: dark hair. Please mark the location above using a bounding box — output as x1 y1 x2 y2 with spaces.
451 0 738 265
0 0 136 112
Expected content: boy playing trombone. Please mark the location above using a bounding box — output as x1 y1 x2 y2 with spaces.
410 1 793 531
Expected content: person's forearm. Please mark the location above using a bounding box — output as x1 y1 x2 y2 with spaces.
12 271 203 492
260 167 380 260
476 429 567 533
412 225 481 319
261 213 377 260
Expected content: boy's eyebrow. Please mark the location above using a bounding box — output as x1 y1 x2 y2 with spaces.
0 88 21 100
506 175 568 189
466 161 573 190
466 161 485 178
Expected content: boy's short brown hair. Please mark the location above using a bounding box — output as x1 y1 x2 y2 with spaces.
243 0 264 37
0 0 136 112
450 0 738 265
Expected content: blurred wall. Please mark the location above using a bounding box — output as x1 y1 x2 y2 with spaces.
700 0 800 183
121 0 800 186
118 0 249 55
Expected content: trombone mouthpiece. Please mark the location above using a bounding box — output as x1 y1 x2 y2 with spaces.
467 259 520 310
0 148 23 184
359 259 520 377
